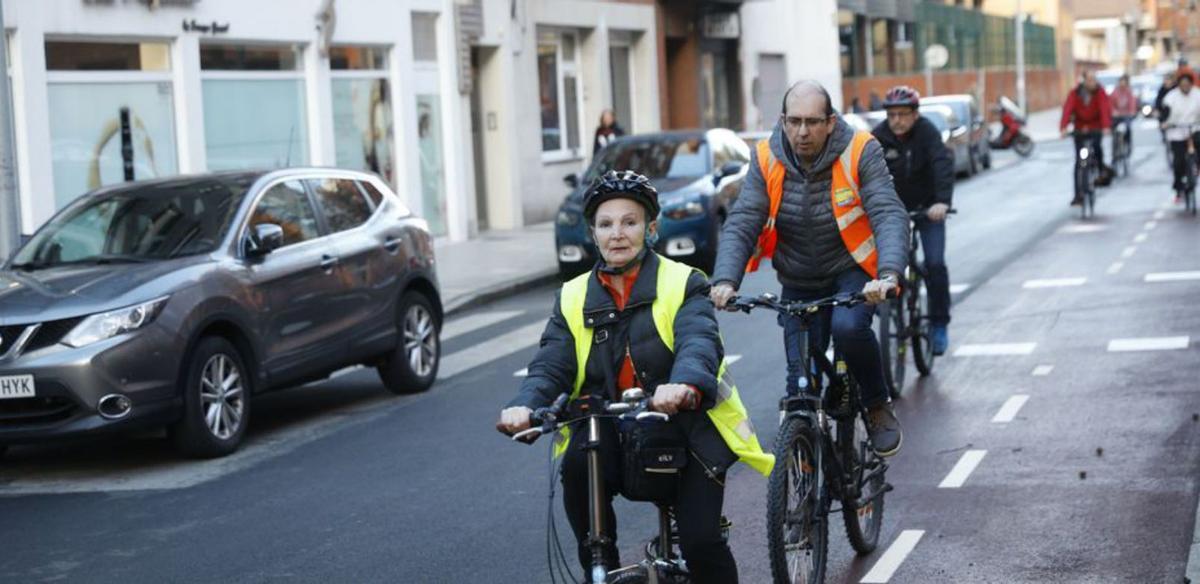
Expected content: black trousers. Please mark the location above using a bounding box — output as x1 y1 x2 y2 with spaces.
1170 133 1199 192
560 418 737 584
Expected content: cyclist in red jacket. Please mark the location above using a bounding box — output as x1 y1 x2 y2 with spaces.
1060 71 1113 205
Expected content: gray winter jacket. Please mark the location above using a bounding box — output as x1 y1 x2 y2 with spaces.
711 117 909 291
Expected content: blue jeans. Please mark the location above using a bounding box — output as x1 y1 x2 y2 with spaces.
780 269 890 409
913 216 950 327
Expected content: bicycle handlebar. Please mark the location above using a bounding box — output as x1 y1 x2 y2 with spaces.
908 208 957 219
508 389 669 444
723 289 897 317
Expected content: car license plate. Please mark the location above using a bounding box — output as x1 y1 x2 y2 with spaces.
0 374 35 399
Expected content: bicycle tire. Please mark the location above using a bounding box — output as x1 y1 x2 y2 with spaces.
910 271 935 376
875 301 906 399
767 416 827 584
839 412 885 555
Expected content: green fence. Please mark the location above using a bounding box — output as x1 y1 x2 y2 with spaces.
915 2 1056 71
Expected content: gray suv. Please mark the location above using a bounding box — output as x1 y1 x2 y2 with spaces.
0 169 441 458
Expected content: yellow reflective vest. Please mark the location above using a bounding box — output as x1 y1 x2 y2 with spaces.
554 255 774 477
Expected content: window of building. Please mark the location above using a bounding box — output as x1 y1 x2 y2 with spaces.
330 45 394 185
895 21 916 73
609 32 635 136
250 180 321 247
44 40 179 209
201 43 308 171
838 10 861 78
871 19 893 75
538 29 583 158
307 177 373 233
412 12 448 236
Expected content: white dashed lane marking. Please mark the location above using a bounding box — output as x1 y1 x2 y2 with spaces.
441 310 526 341
860 530 926 584
992 395 1030 423
1144 220 1158 230
1133 233 1148 243
939 450 988 488
954 343 1037 357
1059 224 1107 234
1107 262 1125 275
1121 246 1137 259
441 322 547 379
949 283 971 294
1145 271 1200 283
1022 278 1086 289
1107 336 1190 352
1031 364 1054 376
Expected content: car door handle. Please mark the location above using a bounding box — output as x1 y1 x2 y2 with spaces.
320 255 340 270
383 237 401 253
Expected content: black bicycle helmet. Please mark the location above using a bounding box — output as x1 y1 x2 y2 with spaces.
882 85 921 109
582 170 660 223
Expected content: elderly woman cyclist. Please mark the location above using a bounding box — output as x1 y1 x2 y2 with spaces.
496 171 772 583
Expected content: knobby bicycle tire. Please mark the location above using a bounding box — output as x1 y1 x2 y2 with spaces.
838 412 886 555
767 416 827 584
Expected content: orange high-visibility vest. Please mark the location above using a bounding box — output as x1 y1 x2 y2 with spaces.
744 132 879 279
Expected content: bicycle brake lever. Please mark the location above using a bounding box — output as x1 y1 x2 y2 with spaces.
635 411 670 423
511 427 544 443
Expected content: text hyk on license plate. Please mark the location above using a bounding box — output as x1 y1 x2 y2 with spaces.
0 375 35 399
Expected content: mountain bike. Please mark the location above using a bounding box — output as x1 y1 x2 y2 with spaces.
726 292 892 584
1074 130 1102 219
510 389 714 584
876 209 956 399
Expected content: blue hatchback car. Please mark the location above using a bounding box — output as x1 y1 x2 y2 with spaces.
554 129 750 278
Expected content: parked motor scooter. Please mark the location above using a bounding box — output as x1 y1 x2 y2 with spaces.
989 96 1035 157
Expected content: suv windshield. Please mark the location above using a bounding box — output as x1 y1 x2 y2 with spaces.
584 137 711 184
10 177 251 270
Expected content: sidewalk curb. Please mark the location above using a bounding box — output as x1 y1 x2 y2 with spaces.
443 268 560 318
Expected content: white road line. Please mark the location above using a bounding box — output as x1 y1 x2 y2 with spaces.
939 450 988 488
1121 246 1137 259
1133 233 1148 243
1107 262 1124 275
1059 224 1107 234
725 354 743 366
860 530 926 584
1154 210 1166 220
1144 220 1158 231
513 368 528 377
1022 277 1086 289
440 321 547 378
954 343 1037 357
1031 364 1054 376
1107 336 1190 352
441 309 526 341
1145 271 1200 283
949 283 971 294
992 395 1030 423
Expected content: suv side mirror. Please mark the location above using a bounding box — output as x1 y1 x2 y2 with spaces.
245 223 284 257
950 125 969 139
563 172 580 190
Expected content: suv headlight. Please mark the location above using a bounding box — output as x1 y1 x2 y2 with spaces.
63 296 170 348
557 210 581 226
663 201 704 220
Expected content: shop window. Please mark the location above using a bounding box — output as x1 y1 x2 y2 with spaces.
413 13 447 236
538 29 583 158
331 45 394 184
201 43 308 170
45 40 178 208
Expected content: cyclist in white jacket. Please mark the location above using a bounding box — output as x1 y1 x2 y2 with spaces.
1162 71 1200 199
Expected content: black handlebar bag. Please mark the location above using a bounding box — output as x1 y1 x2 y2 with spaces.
620 414 688 503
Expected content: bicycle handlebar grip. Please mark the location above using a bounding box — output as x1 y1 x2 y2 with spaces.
635 411 670 423
511 427 544 443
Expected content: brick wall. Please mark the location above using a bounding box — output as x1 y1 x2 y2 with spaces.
842 68 1064 117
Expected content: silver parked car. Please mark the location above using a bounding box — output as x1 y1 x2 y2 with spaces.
0 169 442 458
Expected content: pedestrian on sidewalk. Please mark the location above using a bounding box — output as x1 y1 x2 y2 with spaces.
1060 70 1114 206
593 109 625 158
871 85 955 355
498 170 771 584
708 79 910 457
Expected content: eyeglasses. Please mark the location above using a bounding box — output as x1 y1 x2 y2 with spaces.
782 115 831 130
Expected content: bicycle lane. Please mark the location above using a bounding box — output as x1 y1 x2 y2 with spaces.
840 169 1200 582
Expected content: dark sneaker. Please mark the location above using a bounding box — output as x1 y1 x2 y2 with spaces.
932 325 949 356
865 405 903 458
1070 197 1083 207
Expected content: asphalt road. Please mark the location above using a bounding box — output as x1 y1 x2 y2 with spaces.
2 123 1198 583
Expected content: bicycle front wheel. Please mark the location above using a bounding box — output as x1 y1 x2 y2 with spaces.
839 413 886 554
767 416 827 584
910 272 936 376
875 301 906 399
